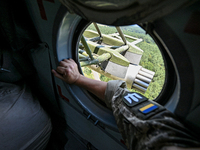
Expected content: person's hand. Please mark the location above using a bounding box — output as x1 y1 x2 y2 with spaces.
52 59 81 84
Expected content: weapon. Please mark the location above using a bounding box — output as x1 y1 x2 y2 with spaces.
79 23 155 93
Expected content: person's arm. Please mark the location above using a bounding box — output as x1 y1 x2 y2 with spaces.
52 59 107 101
52 59 200 150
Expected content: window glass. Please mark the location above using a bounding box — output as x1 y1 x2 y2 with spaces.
79 23 165 100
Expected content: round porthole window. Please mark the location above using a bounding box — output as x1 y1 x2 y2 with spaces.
54 10 177 130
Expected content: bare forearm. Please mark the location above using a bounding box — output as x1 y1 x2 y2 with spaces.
52 59 107 101
74 75 107 101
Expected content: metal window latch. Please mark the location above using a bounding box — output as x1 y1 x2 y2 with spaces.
0 52 11 73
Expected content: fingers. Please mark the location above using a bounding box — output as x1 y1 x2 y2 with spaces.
59 58 75 68
52 59 74 76
63 58 74 63
52 58 80 84
51 69 64 80
56 66 66 75
54 59 73 76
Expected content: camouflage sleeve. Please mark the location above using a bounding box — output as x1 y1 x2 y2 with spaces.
105 80 200 150
104 80 128 109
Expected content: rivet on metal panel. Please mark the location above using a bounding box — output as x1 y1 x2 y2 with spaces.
94 120 99 126
87 114 91 120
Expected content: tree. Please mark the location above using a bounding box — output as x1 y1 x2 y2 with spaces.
83 67 92 75
100 75 111 82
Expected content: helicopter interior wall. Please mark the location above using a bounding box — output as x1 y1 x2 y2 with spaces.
24 0 128 149
25 0 200 147
169 5 200 110
156 2 200 133
55 1 200 147
2 0 200 149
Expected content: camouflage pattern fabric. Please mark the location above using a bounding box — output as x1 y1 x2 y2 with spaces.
105 80 200 150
